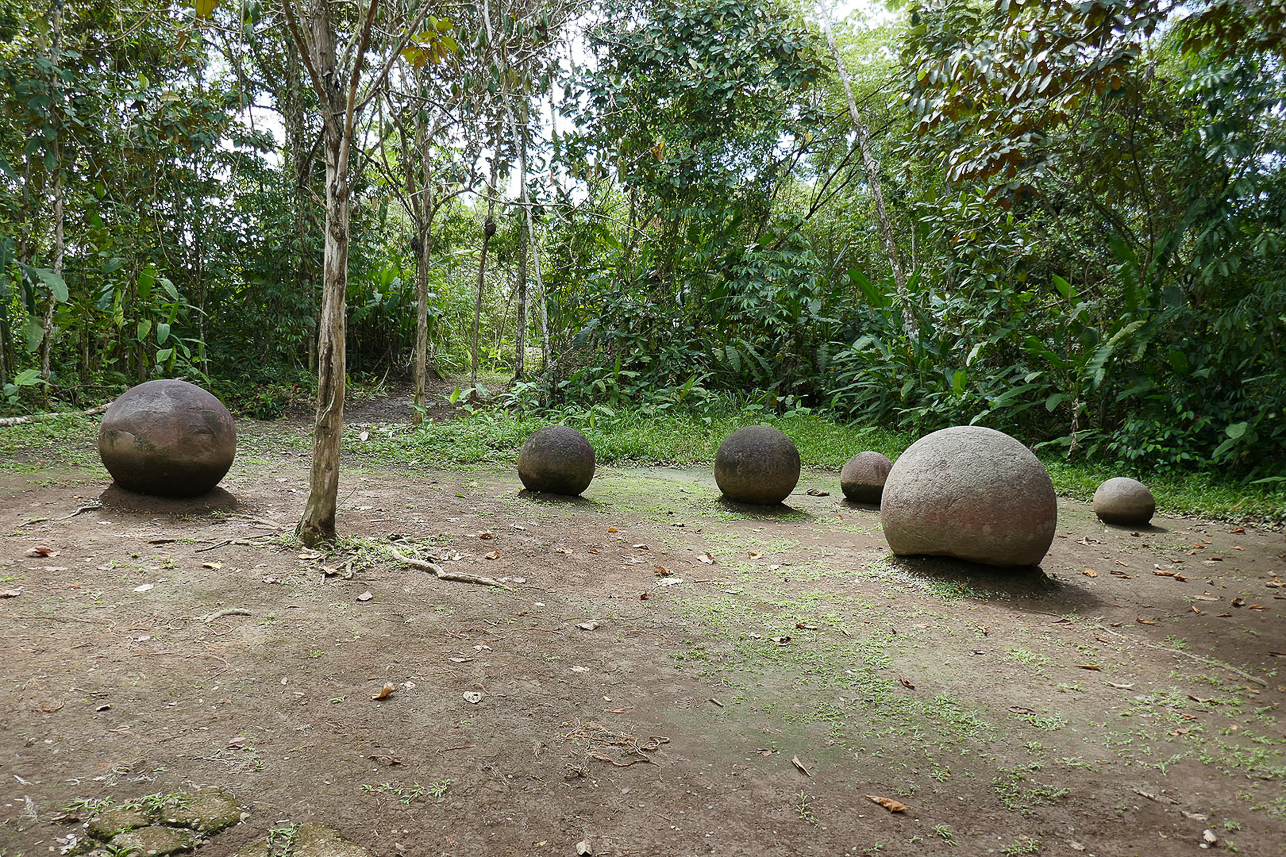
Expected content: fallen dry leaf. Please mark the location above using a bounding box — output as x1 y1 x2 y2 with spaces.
202 561 222 570
587 548 600 555
805 488 829 497
26 546 58 557
749 551 763 560
577 620 601 631
790 756 811 777
795 622 819 631
0 589 20 598
756 748 773 757
478 531 493 540
1232 597 1246 608
1076 664 1102 671
463 691 483 704
655 565 672 577
607 527 619 533
1248 604 1266 611
1136 618 1158 626
632 543 648 550
639 592 649 601
898 674 916 689
1083 569 1099 578
484 550 500 560
697 552 715 565
865 794 907 813
1153 570 1175 577
372 682 397 700
771 635 792 645
1230 527 1245 534
555 547 571 554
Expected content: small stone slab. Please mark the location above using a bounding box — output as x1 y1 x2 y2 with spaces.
293 823 373 857
110 825 195 856
87 807 150 839
160 786 243 833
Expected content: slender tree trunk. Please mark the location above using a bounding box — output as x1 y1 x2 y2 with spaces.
297 0 352 546
410 110 436 422
818 4 917 339
514 116 528 381
39 162 62 401
472 157 498 385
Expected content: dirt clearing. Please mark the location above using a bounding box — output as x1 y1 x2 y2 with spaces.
2 419 1284 856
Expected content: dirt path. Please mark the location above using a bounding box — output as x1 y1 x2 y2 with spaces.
1 423 1283 856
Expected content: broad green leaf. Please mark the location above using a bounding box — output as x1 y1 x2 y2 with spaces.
1225 421 1248 439
193 0 220 19
137 319 152 341
33 268 68 302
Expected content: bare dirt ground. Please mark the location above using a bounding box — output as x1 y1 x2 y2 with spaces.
2 412 1284 856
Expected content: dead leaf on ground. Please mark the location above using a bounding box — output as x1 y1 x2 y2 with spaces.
484 550 500 560
755 748 773 757
865 794 908 813
749 551 763 560
1136 618 1158 626
577 620 601 631
898 674 915 689
1076 664 1102 671
805 488 829 497
372 682 397 700
1083 569 1099 578
555 547 571 554
587 548 600 555
795 622 819 631
478 531 493 540
1106 681 1134 689
202 561 222 570
632 543 648 550
790 756 811 776
607 527 619 533
771 635 792 645
463 691 483 704
697 552 715 565
1232 597 1246 607
639 592 649 601
0 589 20 598
26 546 58 557
1231 527 1245 534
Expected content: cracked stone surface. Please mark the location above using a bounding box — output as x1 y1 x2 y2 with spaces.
160 787 243 834
110 825 196 856
86 807 150 839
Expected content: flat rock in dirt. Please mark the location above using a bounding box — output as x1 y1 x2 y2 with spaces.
160 786 243 833
110 824 196 856
881 425 1057 567
293 822 373 857
87 807 150 839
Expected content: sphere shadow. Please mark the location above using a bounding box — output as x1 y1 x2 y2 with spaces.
840 498 881 513
884 553 1106 612
717 496 814 521
99 483 240 515
517 489 602 509
1100 521 1170 534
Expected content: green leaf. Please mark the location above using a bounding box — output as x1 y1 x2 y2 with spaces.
12 368 45 387
138 265 156 301
1052 274 1073 300
156 347 174 363
1225 421 1248 439
33 268 68 302
137 319 152 341
157 322 171 346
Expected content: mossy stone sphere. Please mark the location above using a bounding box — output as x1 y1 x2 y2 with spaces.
840 451 894 504
517 425 595 496
714 425 801 505
98 379 236 498
1094 477 1155 525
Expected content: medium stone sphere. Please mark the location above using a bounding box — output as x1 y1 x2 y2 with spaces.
714 425 801 505
880 426 1057 568
517 425 595 496
840 451 893 504
1093 477 1155 525
98 379 236 498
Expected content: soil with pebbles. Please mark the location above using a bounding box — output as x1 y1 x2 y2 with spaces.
2 412 1284 856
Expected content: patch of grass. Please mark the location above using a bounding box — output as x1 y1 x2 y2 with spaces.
1001 836 1041 856
795 790 818 825
991 764 1069 813
360 780 450 804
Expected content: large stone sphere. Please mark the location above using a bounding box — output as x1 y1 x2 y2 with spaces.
840 451 893 504
98 380 236 498
1094 477 1155 525
714 425 800 505
880 426 1057 568
517 425 595 496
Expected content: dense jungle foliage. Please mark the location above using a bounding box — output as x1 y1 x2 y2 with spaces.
2 0 1284 480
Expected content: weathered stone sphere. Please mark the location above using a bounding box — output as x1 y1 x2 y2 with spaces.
714 425 801 505
880 426 1057 568
840 451 893 504
1094 477 1155 525
517 425 595 496
98 380 236 498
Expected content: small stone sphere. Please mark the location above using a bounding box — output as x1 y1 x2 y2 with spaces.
517 425 595 496
1093 477 1155 525
714 425 801 505
840 451 893 504
881 426 1057 568
98 379 236 498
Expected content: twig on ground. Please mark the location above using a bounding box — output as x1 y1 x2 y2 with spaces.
1094 624 1269 687
201 608 252 623
58 502 101 520
388 546 510 589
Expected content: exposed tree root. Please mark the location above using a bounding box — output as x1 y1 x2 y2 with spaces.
388 546 510 589
0 402 111 427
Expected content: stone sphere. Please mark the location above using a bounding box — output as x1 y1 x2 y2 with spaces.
714 425 801 505
517 425 595 496
880 426 1057 568
1093 477 1155 525
840 451 893 504
98 380 236 498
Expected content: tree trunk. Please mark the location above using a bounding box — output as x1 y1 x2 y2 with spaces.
472 158 498 386
818 4 917 339
514 117 528 381
297 0 351 547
